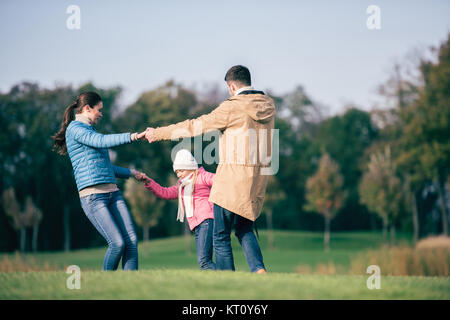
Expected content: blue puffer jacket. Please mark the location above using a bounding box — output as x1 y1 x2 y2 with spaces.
66 120 132 191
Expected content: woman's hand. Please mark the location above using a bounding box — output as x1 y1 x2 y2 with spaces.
131 131 148 141
134 171 151 183
136 131 147 140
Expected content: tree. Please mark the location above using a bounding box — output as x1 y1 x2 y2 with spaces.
277 85 325 139
399 34 450 236
304 153 347 251
316 108 378 230
2 189 42 252
124 178 163 242
23 197 43 252
375 57 424 243
262 176 286 249
369 106 423 243
2 188 26 252
270 91 322 231
359 147 404 245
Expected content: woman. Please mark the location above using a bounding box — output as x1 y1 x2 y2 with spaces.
53 91 146 271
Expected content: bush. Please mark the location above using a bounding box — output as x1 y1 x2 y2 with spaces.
0 252 58 272
416 236 450 249
349 246 450 276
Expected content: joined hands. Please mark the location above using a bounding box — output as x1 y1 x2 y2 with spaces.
133 127 155 143
134 171 151 183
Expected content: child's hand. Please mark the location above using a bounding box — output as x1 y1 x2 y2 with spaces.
141 174 152 183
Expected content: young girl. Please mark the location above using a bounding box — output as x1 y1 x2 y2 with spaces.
141 149 216 270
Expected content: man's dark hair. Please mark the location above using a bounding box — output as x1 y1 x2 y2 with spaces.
224 65 251 86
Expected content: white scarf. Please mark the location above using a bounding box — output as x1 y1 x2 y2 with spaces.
177 172 195 222
75 113 93 126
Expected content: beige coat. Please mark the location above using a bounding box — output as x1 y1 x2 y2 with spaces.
153 93 276 221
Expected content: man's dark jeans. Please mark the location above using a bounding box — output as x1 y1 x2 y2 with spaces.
213 204 265 272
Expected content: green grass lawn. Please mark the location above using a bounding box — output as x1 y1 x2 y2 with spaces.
0 230 448 299
0 230 414 272
1 269 449 300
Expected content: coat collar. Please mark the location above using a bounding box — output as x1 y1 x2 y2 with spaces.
234 86 254 96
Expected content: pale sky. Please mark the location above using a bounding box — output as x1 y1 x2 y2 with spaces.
1 0 449 115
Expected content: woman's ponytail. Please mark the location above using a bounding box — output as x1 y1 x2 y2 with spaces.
52 101 78 155
52 91 102 155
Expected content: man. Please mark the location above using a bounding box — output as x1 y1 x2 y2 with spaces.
146 65 275 273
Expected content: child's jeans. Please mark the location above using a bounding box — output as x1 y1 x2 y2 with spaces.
194 218 216 270
80 191 138 271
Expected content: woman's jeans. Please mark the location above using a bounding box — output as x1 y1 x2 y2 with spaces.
80 191 138 271
213 204 265 272
194 219 216 270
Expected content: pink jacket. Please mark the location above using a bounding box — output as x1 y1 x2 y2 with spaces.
144 167 215 231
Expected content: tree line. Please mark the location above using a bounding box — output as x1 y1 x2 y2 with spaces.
0 34 448 252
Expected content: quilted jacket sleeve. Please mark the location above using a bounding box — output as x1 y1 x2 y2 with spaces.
72 123 132 148
112 165 131 179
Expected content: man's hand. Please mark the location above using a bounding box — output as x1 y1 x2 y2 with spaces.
145 127 155 143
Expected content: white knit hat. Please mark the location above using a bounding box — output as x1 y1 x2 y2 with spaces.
173 149 198 172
